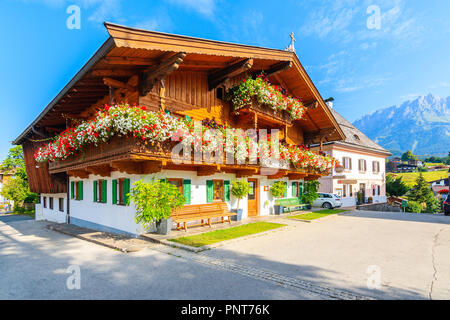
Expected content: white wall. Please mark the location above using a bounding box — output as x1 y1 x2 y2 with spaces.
37 193 67 223
67 169 305 235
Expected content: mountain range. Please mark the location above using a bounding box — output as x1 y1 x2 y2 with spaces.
352 94 450 157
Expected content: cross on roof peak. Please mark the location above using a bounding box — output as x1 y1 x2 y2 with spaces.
285 32 296 53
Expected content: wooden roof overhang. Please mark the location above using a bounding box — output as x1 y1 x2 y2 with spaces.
14 22 345 145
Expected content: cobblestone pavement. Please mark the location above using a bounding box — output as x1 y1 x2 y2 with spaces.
152 244 373 300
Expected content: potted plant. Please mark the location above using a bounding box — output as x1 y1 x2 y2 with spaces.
129 179 185 235
271 181 286 215
230 179 250 221
301 180 320 210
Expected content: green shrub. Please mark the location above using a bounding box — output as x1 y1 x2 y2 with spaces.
406 201 422 213
231 179 249 210
270 181 286 198
129 179 185 230
301 180 320 205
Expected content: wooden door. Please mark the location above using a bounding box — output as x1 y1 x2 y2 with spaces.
247 179 259 217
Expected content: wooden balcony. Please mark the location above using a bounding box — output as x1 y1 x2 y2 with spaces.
48 135 327 180
231 98 293 128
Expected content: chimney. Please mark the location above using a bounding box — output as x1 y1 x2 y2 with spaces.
324 97 334 109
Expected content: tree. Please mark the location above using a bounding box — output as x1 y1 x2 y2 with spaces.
407 173 441 213
401 150 418 162
231 179 249 211
129 179 185 231
386 175 410 196
0 146 37 208
301 180 320 205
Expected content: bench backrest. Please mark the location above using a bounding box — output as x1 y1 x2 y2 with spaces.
275 198 302 206
172 202 229 218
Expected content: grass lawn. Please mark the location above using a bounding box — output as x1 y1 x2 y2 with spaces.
388 170 448 187
169 222 286 247
288 209 348 221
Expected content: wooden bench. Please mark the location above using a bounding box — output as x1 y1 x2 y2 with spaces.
171 202 237 231
275 198 308 213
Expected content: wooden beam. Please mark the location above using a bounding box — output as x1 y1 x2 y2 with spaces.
288 173 307 180
305 174 322 181
267 170 287 179
140 52 186 96
110 160 162 174
208 58 254 91
304 100 319 109
91 69 138 77
103 77 136 91
86 164 112 177
253 61 292 77
236 168 258 178
67 169 89 179
103 56 157 66
197 165 220 176
304 127 337 145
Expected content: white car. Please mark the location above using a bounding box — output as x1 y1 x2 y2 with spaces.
313 193 342 209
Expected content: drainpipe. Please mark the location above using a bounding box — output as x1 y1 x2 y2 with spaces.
66 173 70 224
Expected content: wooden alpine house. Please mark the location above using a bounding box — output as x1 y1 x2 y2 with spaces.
14 23 345 235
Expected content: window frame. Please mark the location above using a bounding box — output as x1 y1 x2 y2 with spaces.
358 159 367 172
342 157 352 170
59 198 64 212
43 196 47 208
212 179 224 202
168 178 184 195
49 197 53 210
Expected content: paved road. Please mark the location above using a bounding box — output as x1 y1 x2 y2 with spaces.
1 211 449 299
0 216 316 299
202 210 450 299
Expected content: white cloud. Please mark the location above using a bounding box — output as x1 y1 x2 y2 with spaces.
165 0 216 18
335 76 391 93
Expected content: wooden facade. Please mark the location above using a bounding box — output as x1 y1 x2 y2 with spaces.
15 23 345 194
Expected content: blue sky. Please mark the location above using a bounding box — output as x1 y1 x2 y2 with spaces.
1 0 450 160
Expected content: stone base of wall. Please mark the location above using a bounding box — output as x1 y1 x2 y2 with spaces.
356 202 401 212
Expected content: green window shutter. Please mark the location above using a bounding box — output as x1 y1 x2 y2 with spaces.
292 182 297 197
78 181 83 200
224 180 230 201
206 180 213 203
183 179 191 204
93 181 98 202
70 181 75 199
299 182 304 196
102 180 107 203
112 180 117 204
284 182 287 198
123 178 130 205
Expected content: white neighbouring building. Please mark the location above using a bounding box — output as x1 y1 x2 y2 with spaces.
311 108 392 207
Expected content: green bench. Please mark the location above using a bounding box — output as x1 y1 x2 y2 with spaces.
275 198 308 213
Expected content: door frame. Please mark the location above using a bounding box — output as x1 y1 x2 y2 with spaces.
247 178 259 217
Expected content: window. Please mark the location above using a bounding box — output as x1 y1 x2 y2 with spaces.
49 197 53 210
93 180 107 203
71 181 84 200
358 159 367 172
59 198 64 212
342 157 352 170
372 161 380 173
291 181 303 198
168 178 183 194
212 180 224 201
377 185 381 196
343 185 347 197
43 197 47 208
113 178 130 205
